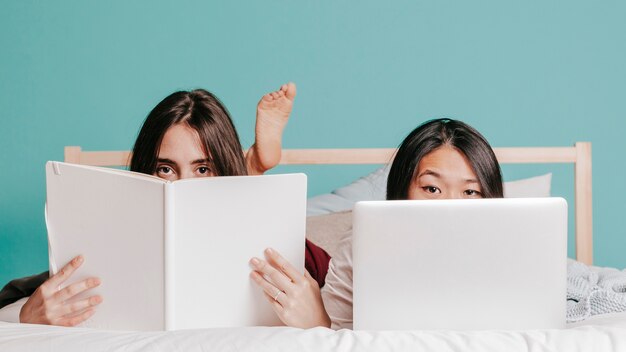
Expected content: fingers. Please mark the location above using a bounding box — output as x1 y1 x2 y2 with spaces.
53 277 101 302
264 248 302 284
262 291 285 312
58 307 97 327
58 295 103 317
249 257 293 292
250 271 286 305
19 256 102 326
45 255 84 289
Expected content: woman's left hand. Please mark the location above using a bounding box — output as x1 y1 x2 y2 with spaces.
249 248 331 329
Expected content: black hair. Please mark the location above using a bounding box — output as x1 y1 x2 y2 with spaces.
387 118 503 200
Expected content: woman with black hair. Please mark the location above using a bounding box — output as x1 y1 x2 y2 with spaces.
249 118 504 329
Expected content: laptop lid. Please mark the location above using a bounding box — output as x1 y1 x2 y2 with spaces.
352 198 567 330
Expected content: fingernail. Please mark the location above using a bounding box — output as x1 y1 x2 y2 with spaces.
265 248 274 255
250 258 260 266
93 278 101 286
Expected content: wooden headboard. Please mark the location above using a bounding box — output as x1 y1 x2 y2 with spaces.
65 142 593 265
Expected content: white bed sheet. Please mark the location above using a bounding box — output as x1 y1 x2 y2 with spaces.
1 312 625 352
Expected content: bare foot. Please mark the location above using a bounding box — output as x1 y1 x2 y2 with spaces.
247 82 297 175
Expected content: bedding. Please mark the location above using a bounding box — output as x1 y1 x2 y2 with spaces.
1 315 626 352
306 211 352 258
568 260 626 322
306 165 552 216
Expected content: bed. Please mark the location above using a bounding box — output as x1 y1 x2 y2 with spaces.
1 313 626 352
63 143 593 264
2 142 626 352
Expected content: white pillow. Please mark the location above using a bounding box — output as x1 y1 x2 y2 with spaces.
307 165 551 216
503 173 552 198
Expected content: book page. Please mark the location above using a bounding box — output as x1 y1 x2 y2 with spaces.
169 174 306 329
46 162 167 331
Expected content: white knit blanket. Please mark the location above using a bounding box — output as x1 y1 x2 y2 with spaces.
567 259 626 322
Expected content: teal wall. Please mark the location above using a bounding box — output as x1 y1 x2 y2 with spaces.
1 1 625 287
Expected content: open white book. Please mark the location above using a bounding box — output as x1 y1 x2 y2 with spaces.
45 161 306 331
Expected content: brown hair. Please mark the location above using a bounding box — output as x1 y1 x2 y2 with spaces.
130 89 247 176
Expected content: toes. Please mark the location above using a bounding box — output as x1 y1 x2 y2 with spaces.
261 83 296 105
285 82 296 100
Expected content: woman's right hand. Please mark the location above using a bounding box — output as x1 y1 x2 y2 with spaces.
249 248 331 329
19 255 103 326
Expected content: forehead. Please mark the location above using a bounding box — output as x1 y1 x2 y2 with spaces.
416 145 477 180
158 123 207 161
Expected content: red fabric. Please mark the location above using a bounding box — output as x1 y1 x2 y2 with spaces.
304 239 331 288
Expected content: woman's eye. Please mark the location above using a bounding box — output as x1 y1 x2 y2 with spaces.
157 166 173 174
464 189 482 197
423 186 441 194
197 167 210 175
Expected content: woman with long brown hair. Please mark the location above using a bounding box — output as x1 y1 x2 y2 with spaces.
3 83 331 326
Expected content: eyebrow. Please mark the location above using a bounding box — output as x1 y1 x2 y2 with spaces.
417 170 441 178
156 158 211 165
417 169 479 184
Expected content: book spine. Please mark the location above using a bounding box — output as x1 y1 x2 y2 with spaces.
44 202 59 275
164 183 175 330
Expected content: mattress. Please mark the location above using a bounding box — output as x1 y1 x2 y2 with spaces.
1 312 625 352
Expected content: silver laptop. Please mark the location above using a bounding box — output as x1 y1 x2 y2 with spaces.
352 198 567 330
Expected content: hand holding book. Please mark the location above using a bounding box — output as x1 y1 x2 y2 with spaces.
19 255 102 326
249 248 330 329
